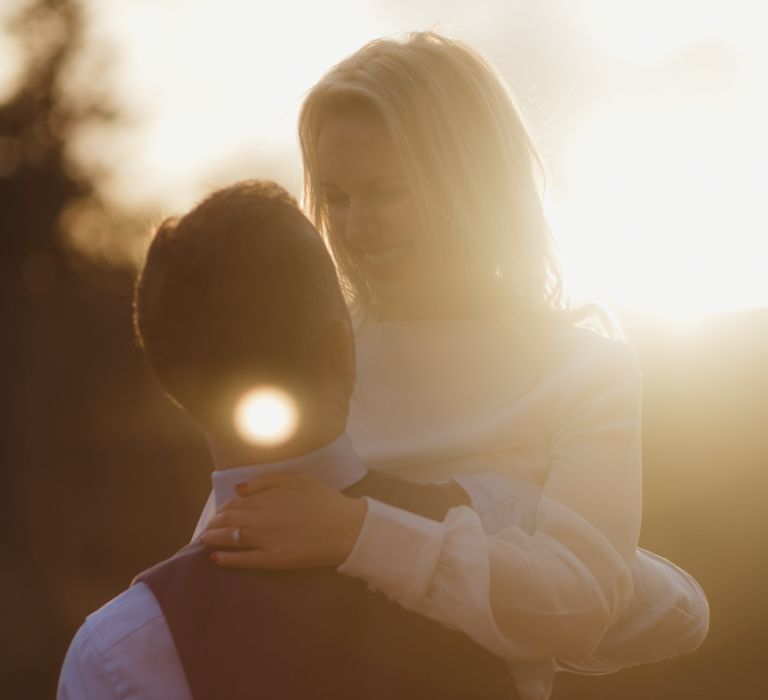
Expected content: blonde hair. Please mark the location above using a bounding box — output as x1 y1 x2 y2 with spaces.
299 32 564 323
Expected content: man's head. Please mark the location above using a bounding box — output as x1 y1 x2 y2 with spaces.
134 180 354 443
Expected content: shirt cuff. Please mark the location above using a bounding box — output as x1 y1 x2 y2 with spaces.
337 497 444 609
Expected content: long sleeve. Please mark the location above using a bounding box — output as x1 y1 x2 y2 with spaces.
339 339 641 662
561 547 709 673
58 583 192 700
59 625 124 700
414 472 709 672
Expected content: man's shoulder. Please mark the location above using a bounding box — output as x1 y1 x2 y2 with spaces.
79 581 166 654
60 582 192 699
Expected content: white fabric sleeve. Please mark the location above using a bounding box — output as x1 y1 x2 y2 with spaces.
58 584 193 700
58 626 123 700
451 471 542 535
560 548 709 673
444 474 709 670
339 342 642 661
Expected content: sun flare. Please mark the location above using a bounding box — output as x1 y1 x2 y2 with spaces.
234 387 299 446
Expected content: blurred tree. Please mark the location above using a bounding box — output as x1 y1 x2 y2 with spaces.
1 2 208 697
1 0 112 694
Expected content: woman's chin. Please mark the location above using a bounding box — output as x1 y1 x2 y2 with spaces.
368 263 455 321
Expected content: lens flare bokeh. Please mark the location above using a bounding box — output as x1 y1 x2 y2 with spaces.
234 387 298 446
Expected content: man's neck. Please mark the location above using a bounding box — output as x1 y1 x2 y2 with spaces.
208 419 346 471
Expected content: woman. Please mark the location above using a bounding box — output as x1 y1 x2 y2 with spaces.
198 33 707 698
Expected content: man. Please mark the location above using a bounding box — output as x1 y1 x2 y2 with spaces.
58 180 521 699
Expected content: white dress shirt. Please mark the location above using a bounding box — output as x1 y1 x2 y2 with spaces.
58 435 367 700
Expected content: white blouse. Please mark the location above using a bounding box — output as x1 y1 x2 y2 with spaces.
193 318 707 700
337 319 703 698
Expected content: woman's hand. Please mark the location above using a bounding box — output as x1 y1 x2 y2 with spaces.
201 473 367 570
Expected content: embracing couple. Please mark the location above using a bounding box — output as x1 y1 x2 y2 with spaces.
58 33 708 700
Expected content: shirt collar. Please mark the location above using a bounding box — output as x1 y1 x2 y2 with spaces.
211 433 366 508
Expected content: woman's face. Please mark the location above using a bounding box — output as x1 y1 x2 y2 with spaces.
317 112 476 321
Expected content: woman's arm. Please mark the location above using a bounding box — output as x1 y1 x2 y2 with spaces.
204 340 705 665
337 340 641 661
561 548 709 673
452 473 709 669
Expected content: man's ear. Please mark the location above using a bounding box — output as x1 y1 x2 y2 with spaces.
323 318 356 403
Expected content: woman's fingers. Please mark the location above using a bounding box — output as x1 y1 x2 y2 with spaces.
215 474 307 514
207 508 263 532
201 474 367 570
233 473 301 497
201 527 253 550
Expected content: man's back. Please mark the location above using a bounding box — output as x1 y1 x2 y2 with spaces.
138 541 516 699
60 471 520 699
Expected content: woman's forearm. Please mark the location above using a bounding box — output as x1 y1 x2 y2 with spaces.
339 494 633 661
339 341 645 660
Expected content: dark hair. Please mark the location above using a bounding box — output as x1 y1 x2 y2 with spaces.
134 180 350 430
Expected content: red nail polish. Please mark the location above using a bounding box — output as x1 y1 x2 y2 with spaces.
235 483 247 495
210 552 219 563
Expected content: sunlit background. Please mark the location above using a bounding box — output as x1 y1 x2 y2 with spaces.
3 2 767 699
3 0 766 322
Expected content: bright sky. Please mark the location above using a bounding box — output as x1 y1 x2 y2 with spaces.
3 0 767 322
553 0 768 321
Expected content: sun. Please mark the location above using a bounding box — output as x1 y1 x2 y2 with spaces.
545 0 768 324
549 58 768 324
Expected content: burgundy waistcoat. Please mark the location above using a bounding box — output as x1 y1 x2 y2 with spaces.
137 471 519 700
